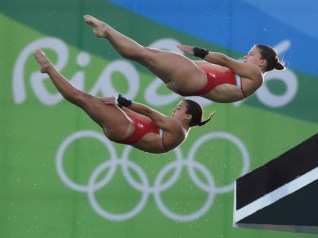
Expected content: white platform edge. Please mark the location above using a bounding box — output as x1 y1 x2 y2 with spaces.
234 166 318 223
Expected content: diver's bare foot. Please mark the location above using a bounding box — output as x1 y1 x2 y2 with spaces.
34 49 51 73
83 15 109 38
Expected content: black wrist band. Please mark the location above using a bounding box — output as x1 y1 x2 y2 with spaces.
117 94 132 107
193 46 209 59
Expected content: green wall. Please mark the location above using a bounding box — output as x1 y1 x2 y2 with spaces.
0 1 317 237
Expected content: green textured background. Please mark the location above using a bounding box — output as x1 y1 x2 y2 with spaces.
0 1 317 237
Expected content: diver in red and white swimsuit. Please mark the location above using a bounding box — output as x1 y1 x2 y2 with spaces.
84 15 285 104
34 47 214 155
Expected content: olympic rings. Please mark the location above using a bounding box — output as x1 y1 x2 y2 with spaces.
56 130 250 221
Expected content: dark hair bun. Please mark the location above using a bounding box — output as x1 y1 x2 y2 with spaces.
275 60 285 70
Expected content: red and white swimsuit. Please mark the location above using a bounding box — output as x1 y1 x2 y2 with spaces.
176 69 246 97
111 115 163 145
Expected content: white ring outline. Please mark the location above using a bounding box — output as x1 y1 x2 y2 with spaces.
56 130 117 192
87 159 150 221
187 132 250 193
153 159 216 222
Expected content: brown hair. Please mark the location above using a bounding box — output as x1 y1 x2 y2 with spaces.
255 44 285 72
183 99 214 127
